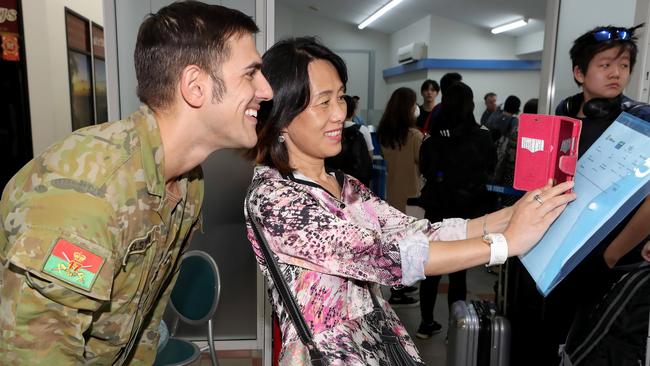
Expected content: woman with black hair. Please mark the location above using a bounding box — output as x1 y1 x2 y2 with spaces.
245 37 574 365
416 81 497 339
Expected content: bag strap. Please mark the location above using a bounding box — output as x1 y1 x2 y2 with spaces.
367 283 421 366
245 184 326 366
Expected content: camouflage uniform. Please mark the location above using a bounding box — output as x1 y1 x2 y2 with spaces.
0 106 203 365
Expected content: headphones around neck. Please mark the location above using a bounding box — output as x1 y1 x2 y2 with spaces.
563 93 623 120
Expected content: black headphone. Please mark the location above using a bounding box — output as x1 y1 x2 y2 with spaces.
561 93 623 120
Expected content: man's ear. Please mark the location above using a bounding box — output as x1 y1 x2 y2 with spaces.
573 65 586 84
179 65 208 108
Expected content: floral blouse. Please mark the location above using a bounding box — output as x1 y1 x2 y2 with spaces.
245 165 467 365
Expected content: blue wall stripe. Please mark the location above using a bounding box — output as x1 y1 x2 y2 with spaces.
383 58 542 78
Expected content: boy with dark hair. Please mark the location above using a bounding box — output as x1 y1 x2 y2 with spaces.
0 2 272 364
424 72 462 134
416 79 440 132
508 24 650 366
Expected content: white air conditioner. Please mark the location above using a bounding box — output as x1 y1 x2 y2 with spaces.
397 42 426 64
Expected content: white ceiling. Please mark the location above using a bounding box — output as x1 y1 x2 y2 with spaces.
278 0 547 37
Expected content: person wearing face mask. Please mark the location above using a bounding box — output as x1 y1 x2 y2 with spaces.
416 81 497 339
377 88 426 307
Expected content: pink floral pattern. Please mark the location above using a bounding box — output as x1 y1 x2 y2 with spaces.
245 166 460 365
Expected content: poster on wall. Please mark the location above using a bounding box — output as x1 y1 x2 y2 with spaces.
0 0 20 61
68 51 94 130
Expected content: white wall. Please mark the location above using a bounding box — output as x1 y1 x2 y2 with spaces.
428 13 517 59
22 0 103 156
517 31 544 56
275 3 391 116
386 14 540 120
389 15 431 65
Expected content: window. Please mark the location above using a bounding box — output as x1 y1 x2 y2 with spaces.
65 9 106 130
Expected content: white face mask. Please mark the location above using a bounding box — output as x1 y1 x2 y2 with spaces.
413 106 420 119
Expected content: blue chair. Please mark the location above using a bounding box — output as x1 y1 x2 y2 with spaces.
154 250 221 366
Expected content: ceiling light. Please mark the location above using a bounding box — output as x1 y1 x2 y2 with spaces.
358 0 403 30
491 18 528 34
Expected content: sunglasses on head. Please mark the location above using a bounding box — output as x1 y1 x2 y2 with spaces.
592 28 632 42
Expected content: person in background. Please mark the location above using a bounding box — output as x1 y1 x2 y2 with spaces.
377 87 425 307
351 95 366 125
424 72 463 135
416 79 440 133
417 81 497 338
523 98 539 114
486 95 521 142
0 2 273 364
246 36 575 365
480 92 498 126
325 95 374 185
489 95 522 208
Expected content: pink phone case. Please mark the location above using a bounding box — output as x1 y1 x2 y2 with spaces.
513 114 581 191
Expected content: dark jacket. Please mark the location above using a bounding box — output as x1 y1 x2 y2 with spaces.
418 124 496 221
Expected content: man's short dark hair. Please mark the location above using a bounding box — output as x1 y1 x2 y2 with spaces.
569 24 643 86
504 95 521 114
134 1 258 110
440 72 462 95
254 37 348 174
484 92 497 101
420 79 440 93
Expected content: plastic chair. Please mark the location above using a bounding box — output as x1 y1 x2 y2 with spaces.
154 250 221 366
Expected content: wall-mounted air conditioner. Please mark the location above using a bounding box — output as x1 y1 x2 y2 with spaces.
397 42 426 64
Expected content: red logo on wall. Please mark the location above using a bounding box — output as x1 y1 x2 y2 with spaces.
1 33 18 61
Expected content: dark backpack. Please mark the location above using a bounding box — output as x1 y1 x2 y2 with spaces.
325 125 372 186
560 264 650 366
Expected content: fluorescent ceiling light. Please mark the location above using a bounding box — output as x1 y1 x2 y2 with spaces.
358 0 403 30
491 18 528 34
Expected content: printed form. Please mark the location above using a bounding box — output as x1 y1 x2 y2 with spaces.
521 112 650 296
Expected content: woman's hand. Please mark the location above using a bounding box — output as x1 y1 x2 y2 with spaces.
503 180 576 256
642 240 650 262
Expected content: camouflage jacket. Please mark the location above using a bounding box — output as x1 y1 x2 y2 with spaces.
0 106 204 365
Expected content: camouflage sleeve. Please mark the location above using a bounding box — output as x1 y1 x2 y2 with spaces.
0 253 111 364
0 226 115 363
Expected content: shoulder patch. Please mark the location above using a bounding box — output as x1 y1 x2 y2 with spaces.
42 238 105 291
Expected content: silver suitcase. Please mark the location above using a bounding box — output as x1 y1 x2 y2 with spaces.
447 300 511 366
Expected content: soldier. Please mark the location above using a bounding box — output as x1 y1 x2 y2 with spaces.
0 1 272 365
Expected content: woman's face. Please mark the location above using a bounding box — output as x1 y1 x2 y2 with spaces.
283 59 346 165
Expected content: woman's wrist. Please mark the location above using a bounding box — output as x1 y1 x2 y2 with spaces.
487 207 512 234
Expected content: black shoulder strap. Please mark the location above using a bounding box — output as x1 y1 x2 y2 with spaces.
245 183 326 366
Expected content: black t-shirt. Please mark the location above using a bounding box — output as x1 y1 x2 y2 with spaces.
416 105 433 131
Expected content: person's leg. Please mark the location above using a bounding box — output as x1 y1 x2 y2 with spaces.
447 270 467 310
388 286 418 307
417 275 443 338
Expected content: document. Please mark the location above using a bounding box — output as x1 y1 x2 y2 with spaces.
520 112 650 296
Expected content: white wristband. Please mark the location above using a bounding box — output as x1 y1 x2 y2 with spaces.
483 233 508 266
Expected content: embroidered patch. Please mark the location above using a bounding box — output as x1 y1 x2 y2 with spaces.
42 238 105 291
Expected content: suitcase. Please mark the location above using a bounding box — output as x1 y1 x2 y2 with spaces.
447 300 511 366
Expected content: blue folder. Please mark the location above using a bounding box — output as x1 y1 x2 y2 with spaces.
520 112 650 296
